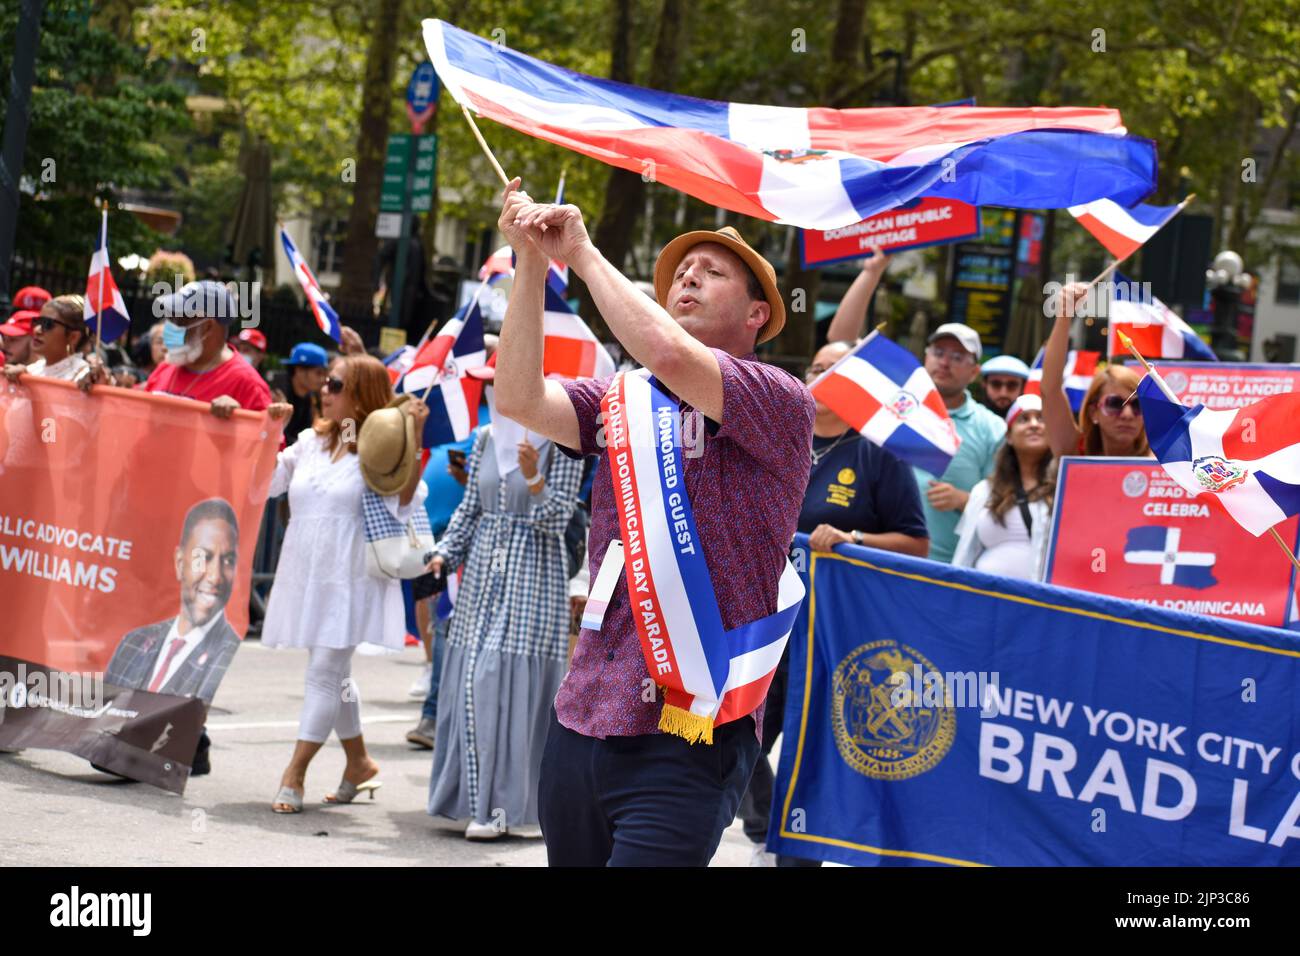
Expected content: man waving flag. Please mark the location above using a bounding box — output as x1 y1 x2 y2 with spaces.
280 225 341 343
84 206 130 344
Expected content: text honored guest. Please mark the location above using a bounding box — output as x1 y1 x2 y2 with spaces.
738 339 929 866
2 294 92 383
424 418 583 840
980 354 1030 417
493 179 814 867
953 394 1056 581
910 323 1007 563
78 281 271 416
263 355 428 813
1041 282 1150 458
104 498 242 704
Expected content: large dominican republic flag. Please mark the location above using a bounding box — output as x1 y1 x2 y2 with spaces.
1138 376 1300 537
84 208 130 344
1107 272 1216 361
808 333 960 477
424 19 1156 231
1025 348 1101 414
280 226 341 343
397 296 486 446
1068 198 1185 260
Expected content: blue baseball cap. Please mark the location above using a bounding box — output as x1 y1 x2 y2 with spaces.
981 355 1031 380
154 280 240 325
287 342 328 368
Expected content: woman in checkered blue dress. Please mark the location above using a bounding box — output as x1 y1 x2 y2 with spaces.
425 421 583 838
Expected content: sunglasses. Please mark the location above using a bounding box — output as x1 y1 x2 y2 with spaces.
323 376 346 395
926 345 975 366
35 317 77 333
1098 394 1142 417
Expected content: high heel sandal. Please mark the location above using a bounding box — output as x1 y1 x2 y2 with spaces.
271 786 304 814
323 779 382 804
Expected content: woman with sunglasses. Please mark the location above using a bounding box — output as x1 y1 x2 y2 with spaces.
952 394 1056 581
261 354 429 814
2 295 91 383
1041 282 1150 458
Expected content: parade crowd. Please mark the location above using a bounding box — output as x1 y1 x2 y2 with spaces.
1 188 1154 866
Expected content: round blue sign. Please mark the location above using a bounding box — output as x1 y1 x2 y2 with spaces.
407 62 439 112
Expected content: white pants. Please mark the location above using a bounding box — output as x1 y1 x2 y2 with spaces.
299 646 362 744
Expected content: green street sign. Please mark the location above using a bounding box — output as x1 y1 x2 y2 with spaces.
379 133 437 213
411 135 437 212
380 134 412 213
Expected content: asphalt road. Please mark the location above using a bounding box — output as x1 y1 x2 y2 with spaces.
0 640 759 867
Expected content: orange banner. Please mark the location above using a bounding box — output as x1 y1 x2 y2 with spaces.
0 378 282 679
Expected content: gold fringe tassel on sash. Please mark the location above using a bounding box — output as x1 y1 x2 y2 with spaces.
659 702 714 745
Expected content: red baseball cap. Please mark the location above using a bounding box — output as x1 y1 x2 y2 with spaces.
236 328 267 351
12 286 51 312
0 310 38 338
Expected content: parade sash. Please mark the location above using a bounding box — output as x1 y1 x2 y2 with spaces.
597 371 804 744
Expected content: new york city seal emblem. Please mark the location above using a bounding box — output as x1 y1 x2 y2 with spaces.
832 640 955 781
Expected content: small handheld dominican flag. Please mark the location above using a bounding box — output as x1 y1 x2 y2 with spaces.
1137 375 1300 537
397 293 486 446
84 207 130 344
280 225 341 343
1107 271 1216 361
543 283 614 380
808 333 960 477
1024 347 1101 414
1067 198 1188 260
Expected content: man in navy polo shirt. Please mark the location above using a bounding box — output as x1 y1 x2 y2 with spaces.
738 338 929 864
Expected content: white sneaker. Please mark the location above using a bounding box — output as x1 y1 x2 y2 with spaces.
749 845 777 867
510 824 543 839
465 820 505 840
408 663 433 699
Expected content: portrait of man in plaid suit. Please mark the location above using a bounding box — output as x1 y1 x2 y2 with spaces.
104 498 242 706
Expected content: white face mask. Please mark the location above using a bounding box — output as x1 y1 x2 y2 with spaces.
163 319 208 366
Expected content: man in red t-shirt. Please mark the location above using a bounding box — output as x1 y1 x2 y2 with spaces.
82 280 271 415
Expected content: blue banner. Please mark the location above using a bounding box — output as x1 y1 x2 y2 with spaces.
769 536 1300 866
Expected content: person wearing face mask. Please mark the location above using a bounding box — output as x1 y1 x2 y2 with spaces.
78 281 271 416
2 295 92 383
952 394 1056 581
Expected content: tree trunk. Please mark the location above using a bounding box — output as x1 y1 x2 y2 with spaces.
576 0 682 336
337 0 404 312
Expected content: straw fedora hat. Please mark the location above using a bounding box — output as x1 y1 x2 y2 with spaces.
653 225 785 345
358 394 419 496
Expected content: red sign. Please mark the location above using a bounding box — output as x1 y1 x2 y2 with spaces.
800 197 981 268
1046 457 1299 629
1129 361 1300 410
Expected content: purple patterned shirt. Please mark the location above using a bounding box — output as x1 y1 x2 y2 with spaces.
557 349 814 740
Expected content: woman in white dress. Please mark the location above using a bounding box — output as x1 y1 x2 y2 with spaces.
953 394 1056 581
264 354 428 813
2 294 91 383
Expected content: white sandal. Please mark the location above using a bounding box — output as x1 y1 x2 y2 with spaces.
271 785 304 814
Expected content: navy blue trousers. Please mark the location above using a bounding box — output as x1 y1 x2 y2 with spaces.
538 708 760 867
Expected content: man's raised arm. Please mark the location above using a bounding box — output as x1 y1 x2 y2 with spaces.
493 180 583 450
512 196 728 423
